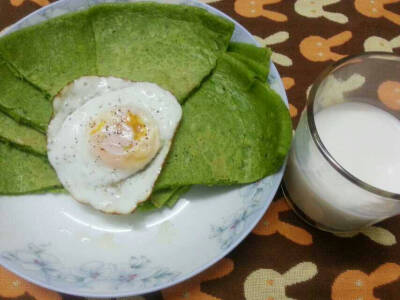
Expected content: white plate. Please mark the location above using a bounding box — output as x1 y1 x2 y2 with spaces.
0 0 288 297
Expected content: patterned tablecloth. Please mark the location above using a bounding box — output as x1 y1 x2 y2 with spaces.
1 0 400 299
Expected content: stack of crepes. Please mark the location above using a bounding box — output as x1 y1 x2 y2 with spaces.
0 2 292 211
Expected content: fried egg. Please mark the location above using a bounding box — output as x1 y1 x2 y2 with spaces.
47 77 182 214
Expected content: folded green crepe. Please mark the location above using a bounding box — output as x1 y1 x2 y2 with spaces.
150 188 180 208
228 42 272 66
166 186 191 208
90 3 234 101
0 112 47 156
138 187 179 211
149 43 272 207
228 52 269 80
0 3 233 148
228 42 272 80
154 53 292 190
141 186 190 211
0 59 52 133
0 3 234 197
0 10 97 96
0 142 61 195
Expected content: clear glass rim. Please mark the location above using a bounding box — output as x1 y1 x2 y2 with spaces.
307 51 400 200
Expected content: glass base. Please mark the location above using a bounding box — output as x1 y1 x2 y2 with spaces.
281 182 362 234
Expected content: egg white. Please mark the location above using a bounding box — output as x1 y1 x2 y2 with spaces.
47 77 182 214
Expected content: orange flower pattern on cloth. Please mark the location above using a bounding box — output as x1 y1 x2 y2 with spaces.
252 198 313 246
300 31 352 62
0 266 61 300
355 0 400 25
10 0 50 6
234 0 287 21
378 80 400 111
244 262 318 300
332 263 400 300
162 258 234 300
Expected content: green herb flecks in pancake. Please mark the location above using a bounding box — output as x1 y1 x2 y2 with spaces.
0 142 62 195
0 112 47 156
90 3 234 102
0 10 97 96
0 59 51 133
154 54 292 189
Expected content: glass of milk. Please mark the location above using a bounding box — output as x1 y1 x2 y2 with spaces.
283 53 400 232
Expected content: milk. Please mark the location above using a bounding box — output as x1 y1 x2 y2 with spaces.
284 102 400 231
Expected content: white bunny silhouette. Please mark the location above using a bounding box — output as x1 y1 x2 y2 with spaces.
309 74 366 108
364 35 400 52
295 0 348 24
334 226 396 246
254 32 292 67
244 262 318 300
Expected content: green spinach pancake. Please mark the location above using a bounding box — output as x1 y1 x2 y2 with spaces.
0 3 292 213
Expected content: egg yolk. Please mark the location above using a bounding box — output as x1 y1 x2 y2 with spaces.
89 108 161 171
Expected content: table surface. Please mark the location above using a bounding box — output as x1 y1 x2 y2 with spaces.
1 0 400 299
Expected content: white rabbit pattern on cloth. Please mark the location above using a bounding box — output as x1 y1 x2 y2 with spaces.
364 35 400 52
244 262 318 300
254 32 293 67
295 0 348 23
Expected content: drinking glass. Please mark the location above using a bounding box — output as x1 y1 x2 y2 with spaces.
283 52 400 232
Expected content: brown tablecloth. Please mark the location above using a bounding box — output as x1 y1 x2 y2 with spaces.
1 0 400 299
